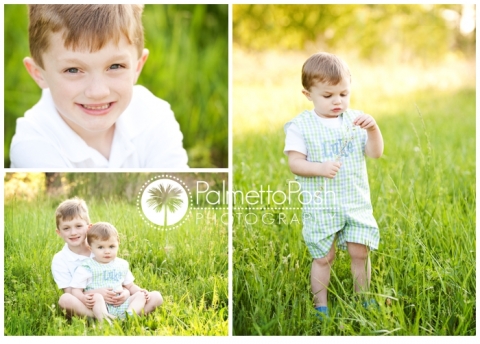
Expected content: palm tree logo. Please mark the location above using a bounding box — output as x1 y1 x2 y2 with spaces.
146 183 184 228
139 178 190 228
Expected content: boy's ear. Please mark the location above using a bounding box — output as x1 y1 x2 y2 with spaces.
87 223 93 230
24 57 49 89
133 48 149 84
302 89 312 101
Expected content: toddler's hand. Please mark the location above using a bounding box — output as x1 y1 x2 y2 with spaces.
112 288 129 305
99 288 117 304
353 113 377 131
321 161 342 179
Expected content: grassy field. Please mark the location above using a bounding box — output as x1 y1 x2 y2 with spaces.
4 4 228 168
232 50 476 335
4 194 228 335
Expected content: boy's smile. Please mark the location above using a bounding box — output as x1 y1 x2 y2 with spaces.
302 78 351 119
24 31 148 141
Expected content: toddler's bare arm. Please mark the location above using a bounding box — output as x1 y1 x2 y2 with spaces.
288 151 341 178
353 114 384 158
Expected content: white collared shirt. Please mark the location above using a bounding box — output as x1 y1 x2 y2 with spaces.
10 85 189 168
51 243 94 290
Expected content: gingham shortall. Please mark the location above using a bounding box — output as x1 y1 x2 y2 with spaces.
81 258 131 318
285 109 379 258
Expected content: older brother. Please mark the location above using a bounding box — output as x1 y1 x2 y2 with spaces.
11 5 188 168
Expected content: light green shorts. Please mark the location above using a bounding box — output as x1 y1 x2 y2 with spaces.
106 299 130 319
303 209 379 258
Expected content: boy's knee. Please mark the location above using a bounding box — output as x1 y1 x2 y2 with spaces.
348 243 369 260
58 293 74 310
314 250 335 266
149 291 163 307
92 293 105 302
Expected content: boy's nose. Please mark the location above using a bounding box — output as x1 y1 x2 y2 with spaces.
84 76 110 100
332 96 341 104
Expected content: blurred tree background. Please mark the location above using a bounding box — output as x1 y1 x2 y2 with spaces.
232 4 475 139
4 4 228 168
233 4 475 62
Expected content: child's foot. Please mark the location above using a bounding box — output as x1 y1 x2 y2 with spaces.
103 313 117 326
315 306 329 320
361 298 379 310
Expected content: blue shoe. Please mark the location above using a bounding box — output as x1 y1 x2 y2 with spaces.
362 298 379 310
315 306 329 320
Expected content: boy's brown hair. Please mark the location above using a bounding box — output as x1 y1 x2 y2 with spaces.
27 4 145 69
87 222 120 245
55 197 90 229
302 52 351 91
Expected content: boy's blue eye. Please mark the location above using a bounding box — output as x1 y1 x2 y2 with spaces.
109 64 122 70
65 68 79 73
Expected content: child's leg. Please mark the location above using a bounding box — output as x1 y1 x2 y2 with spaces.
126 291 147 315
91 293 113 323
58 293 94 318
311 242 335 307
347 242 371 293
143 291 163 314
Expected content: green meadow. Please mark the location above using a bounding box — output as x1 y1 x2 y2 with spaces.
4 4 228 168
4 178 228 335
232 50 476 335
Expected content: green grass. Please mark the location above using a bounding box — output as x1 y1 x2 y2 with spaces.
4 4 228 167
232 62 476 335
4 196 228 335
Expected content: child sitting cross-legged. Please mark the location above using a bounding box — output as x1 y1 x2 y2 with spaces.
69 222 161 323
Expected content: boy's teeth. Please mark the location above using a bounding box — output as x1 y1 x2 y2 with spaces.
83 104 109 110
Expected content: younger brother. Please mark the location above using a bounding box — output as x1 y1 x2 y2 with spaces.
70 222 158 322
284 52 384 318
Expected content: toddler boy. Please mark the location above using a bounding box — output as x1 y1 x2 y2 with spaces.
284 52 384 317
70 222 161 323
11 5 188 168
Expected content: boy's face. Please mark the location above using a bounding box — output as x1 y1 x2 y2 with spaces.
24 32 149 137
56 216 90 248
302 78 351 118
90 237 119 264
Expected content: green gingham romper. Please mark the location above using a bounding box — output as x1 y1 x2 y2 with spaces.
81 258 131 318
285 109 380 258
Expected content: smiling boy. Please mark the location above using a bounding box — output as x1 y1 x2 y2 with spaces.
10 5 188 168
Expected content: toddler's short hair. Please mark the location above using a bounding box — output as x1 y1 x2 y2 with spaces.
55 197 90 229
302 52 351 91
27 4 145 69
87 222 120 245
